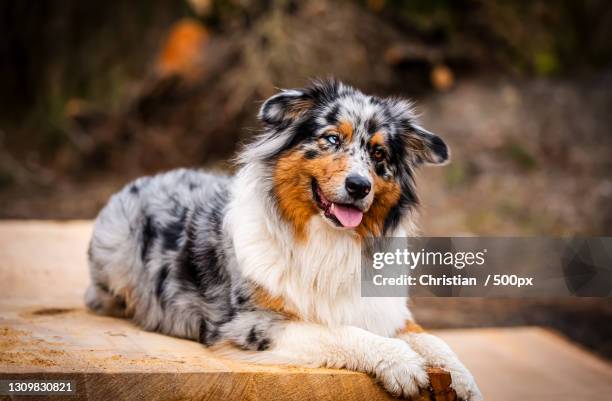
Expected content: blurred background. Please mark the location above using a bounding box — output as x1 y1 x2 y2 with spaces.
1 0 611 358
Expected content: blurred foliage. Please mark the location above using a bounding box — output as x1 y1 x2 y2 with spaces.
367 0 612 75
500 142 537 172
0 0 611 231
0 0 192 154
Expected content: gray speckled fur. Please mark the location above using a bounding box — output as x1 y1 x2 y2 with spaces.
86 168 278 351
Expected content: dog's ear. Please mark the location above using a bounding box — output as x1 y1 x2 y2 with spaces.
240 89 315 163
405 124 450 165
258 89 314 128
386 97 449 165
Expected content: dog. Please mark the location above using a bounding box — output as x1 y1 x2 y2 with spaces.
86 79 482 400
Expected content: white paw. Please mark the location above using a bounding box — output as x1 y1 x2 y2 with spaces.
402 333 483 401
373 339 429 398
449 365 483 401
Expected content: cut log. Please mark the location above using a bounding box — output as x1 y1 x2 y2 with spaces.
1 221 612 401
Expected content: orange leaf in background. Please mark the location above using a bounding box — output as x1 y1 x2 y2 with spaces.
156 18 209 79
431 64 454 92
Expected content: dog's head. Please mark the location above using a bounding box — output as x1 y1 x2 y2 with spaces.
241 79 448 239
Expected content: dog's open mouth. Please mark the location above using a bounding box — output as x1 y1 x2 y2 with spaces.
312 180 363 228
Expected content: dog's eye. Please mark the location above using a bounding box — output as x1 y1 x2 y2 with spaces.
373 146 386 162
325 134 340 146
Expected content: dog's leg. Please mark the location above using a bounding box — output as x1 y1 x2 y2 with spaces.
397 322 483 401
244 322 430 398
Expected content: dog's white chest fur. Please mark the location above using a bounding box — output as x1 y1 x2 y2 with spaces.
226 168 411 337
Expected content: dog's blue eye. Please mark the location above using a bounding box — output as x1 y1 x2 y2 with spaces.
326 135 340 145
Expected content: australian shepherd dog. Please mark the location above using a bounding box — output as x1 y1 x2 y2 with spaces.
86 79 481 400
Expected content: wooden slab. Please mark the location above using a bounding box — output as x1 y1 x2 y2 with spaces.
1 221 612 400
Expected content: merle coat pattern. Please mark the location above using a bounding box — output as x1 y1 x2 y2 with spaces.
86 79 482 400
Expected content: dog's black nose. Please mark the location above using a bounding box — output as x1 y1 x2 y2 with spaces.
345 175 371 200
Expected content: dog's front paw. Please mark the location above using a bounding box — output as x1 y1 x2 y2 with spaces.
449 365 483 401
402 332 482 400
373 339 429 398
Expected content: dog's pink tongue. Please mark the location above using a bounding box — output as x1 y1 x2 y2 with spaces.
330 203 363 228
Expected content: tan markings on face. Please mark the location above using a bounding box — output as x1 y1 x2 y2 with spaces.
251 286 300 320
274 149 351 240
369 132 388 163
370 132 386 148
337 120 353 142
357 174 401 237
397 320 425 335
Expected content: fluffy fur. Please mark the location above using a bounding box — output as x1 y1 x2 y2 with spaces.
86 79 482 400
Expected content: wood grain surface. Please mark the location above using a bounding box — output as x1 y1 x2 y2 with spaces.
1 221 612 401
